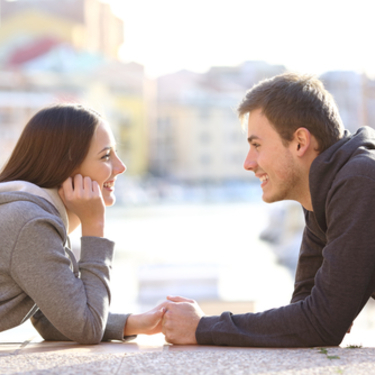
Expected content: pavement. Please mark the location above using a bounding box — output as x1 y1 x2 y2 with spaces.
2 321 375 375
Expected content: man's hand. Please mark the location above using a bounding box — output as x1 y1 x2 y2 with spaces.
162 296 205 345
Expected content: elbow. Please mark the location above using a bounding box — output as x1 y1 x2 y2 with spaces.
75 337 102 345
70 313 107 345
31 311 106 344
73 327 104 345
315 330 345 348
319 336 342 347
60 321 105 345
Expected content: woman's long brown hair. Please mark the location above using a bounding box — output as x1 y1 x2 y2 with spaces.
0 103 102 188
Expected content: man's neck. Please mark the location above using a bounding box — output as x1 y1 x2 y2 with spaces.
301 197 313 212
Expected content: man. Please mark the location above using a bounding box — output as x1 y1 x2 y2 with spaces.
162 73 375 347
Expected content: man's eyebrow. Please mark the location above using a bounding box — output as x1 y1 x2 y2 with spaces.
247 135 260 143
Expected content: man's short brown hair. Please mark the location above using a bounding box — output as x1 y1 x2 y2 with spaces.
237 73 345 153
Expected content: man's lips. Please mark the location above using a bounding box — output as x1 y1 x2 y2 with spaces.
256 174 269 186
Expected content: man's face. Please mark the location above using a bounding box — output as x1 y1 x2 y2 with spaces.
244 109 302 203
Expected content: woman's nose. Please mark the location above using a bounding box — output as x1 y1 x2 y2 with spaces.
114 154 126 175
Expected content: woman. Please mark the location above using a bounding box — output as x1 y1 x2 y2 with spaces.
0 103 165 344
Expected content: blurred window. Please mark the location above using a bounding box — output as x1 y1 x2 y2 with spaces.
200 132 211 143
200 154 211 165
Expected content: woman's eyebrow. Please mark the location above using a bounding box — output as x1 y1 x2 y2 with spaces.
97 146 112 155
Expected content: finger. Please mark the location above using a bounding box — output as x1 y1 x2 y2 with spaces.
92 181 101 196
154 301 170 311
60 177 73 199
167 295 195 303
82 176 94 198
73 174 83 192
151 307 165 320
61 177 73 191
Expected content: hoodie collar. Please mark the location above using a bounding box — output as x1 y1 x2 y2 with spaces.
0 181 69 230
309 126 375 232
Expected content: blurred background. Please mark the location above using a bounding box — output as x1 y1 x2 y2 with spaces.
1 0 375 344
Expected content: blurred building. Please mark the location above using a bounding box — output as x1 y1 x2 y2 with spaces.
0 70 55 165
152 61 286 182
0 0 123 61
2 1 375 183
94 60 154 176
0 0 153 175
320 71 364 132
363 77 375 127
320 71 375 132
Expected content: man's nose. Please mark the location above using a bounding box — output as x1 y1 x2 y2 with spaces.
243 152 257 171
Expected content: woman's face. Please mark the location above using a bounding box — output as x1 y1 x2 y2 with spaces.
74 121 126 206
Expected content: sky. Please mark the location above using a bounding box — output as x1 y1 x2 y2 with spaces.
106 0 375 79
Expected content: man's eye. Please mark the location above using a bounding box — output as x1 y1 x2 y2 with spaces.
251 143 260 149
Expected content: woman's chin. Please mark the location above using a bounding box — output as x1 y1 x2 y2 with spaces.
103 194 116 207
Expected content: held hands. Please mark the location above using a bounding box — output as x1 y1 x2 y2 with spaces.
58 174 105 237
124 296 204 344
124 302 168 336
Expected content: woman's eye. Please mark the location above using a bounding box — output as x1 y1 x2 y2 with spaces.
101 154 110 160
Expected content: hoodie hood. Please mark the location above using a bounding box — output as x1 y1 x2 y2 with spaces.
309 126 375 231
0 181 69 230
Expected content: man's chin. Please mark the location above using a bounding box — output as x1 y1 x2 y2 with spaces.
262 193 281 204
262 192 271 203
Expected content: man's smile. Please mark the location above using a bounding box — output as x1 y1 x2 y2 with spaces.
256 173 269 187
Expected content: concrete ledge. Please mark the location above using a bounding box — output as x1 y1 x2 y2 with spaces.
1 333 375 374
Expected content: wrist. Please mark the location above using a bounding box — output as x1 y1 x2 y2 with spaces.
81 219 105 237
124 314 138 336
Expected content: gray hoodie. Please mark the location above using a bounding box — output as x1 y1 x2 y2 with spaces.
0 181 132 344
196 126 375 347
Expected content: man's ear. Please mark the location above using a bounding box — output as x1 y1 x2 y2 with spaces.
293 128 311 156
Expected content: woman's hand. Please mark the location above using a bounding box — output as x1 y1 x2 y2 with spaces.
59 174 105 237
124 302 167 336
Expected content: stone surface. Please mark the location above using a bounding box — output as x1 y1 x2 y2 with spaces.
2 320 375 374
1 333 375 375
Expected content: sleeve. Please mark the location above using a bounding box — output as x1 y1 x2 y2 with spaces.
196 175 375 347
291 215 326 303
31 311 136 342
10 217 117 344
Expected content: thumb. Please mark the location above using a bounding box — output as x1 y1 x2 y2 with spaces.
150 306 166 318
155 306 166 316
167 295 195 303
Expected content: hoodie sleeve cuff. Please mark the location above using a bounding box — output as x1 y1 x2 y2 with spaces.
195 315 221 345
80 236 115 263
102 313 137 342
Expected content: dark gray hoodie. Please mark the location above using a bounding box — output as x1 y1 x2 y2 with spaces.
0 181 132 344
196 126 375 347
